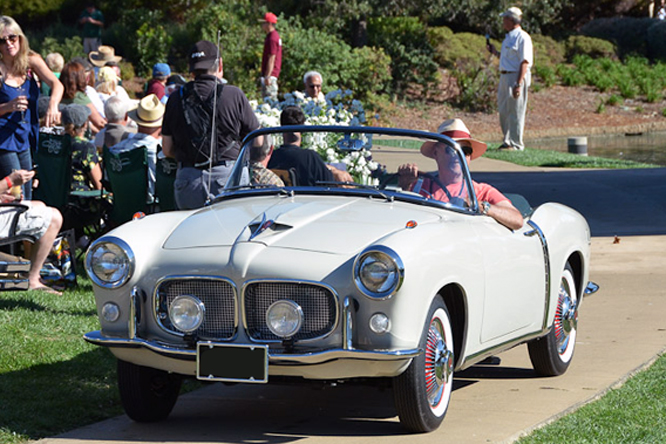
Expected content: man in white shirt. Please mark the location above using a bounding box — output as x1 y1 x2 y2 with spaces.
303 71 325 102
108 94 164 201
94 96 135 150
487 6 533 151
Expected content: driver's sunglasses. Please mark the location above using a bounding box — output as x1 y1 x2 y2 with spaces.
458 143 473 157
444 144 473 157
0 34 19 45
307 83 322 89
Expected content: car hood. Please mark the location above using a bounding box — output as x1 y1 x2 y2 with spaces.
163 195 442 254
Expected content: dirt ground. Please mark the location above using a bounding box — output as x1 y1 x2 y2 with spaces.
386 83 666 143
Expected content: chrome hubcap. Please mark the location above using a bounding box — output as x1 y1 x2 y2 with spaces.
555 279 577 355
425 319 453 407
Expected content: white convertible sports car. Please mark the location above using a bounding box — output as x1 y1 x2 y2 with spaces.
84 126 596 432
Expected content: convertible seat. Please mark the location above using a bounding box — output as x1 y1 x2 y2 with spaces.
504 193 533 218
271 168 298 186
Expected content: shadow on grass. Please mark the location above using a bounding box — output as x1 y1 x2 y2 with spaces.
0 348 122 441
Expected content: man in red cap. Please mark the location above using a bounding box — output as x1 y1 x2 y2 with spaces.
259 12 282 101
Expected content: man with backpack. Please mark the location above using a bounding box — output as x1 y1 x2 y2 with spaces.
162 40 260 210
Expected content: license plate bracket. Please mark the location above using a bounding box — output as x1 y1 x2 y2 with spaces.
197 342 268 383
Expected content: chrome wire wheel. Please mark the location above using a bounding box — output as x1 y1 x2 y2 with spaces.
394 298 454 432
424 309 454 416
528 263 579 376
554 267 578 363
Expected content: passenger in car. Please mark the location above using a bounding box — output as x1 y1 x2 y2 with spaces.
268 106 352 186
250 134 284 187
398 118 524 230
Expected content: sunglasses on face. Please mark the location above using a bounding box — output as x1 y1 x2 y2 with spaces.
438 143 472 157
307 84 322 89
0 34 18 45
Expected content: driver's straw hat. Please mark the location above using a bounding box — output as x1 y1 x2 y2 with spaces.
421 118 488 160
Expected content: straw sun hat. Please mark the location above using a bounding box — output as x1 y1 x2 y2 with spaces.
89 45 122 67
420 118 488 160
128 94 165 128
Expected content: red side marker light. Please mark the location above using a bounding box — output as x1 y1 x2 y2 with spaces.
405 220 418 229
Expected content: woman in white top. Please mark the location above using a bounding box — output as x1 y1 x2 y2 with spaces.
96 66 131 107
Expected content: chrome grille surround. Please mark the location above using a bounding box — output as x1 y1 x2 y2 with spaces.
154 276 237 340
243 280 339 342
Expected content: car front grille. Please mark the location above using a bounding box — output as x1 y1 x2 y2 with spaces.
244 282 337 341
156 278 236 339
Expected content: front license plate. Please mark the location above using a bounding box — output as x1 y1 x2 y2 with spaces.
197 342 268 383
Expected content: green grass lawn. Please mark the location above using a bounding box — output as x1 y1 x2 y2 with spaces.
484 145 659 169
517 353 666 444
373 138 659 169
0 280 121 444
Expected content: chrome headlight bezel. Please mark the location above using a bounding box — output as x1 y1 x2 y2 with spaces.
168 295 206 333
85 237 135 289
353 246 404 300
266 299 304 339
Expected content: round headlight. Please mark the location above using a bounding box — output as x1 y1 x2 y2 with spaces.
85 238 134 288
354 246 404 299
169 295 205 333
266 300 304 338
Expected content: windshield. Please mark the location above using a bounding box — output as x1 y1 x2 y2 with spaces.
223 126 478 212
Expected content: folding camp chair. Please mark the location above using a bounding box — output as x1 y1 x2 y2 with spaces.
0 203 37 291
33 131 109 239
155 156 178 211
103 146 150 225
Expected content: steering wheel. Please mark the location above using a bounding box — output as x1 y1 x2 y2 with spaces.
378 171 434 199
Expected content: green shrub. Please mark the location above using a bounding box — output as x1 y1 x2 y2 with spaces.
607 94 622 106
105 9 173 78
565 35 616 61
451 59 498 113
181 1 261 93
367 16 438 95
36 36 84 62
533 65 557 88
617 75 638 99
427 26 455 67
532 34 566 68
556 64 585 87
428 27 494 70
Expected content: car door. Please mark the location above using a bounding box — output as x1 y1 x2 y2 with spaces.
473 218 546 343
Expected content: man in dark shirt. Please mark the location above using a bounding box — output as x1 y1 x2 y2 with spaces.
268 106 355 186
162 40 260 210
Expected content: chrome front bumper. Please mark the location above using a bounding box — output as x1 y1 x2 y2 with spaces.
83 330 421 366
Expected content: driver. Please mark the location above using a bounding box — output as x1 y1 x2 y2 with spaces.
398 118 524 230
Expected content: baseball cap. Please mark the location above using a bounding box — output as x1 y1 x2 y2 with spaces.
152 63 171 78
61 104 91 128
188 40 219 72
259 12 278 24
500 7 523 21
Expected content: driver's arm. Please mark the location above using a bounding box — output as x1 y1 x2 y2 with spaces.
483 200 524 230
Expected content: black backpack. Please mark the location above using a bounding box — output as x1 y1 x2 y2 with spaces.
180 81 225 165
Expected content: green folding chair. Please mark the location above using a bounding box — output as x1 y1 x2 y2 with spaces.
34 132 108 239
34 132 72 210
103 146 149 225
155 156 178 211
